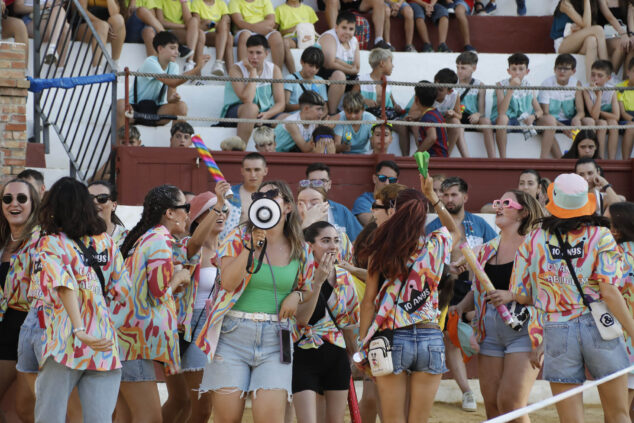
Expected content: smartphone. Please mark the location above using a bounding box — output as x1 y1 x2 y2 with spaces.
279 328 292 364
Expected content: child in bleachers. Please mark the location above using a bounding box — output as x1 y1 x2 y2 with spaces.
274 0 317 48
491 53 559 159
407 0 450 52
229 0 294 73
318 11 360 116
221 34 285 143
123 1 166 56
414 81 449 156
311 125 338 154
455 52 495 158
618 57 634 159
253 126 277 151
115 31 209 129
538 54 592 147
156 0 205 71
334 92 377 154
583 60 619 159
386 0 416 52
370 123 394 154
275 91 326 152
433 68 469 157
357 48 404 119
191 0 234 76
284 46 328 113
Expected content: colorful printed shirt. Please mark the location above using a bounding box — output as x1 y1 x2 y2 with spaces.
0 228 40 320
171 236 203 342
195 226 315 360
472 238 540 345
296 266 359 350
113 225 181 374
358 228 451 363
37 233 130 371
510 226 622 348
618 242 634 363
111 225 129 248
490 78 535 122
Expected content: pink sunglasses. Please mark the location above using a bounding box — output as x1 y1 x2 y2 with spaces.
493 198 523 210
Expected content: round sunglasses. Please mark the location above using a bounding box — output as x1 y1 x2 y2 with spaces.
2 193 29 205
376 174 398 184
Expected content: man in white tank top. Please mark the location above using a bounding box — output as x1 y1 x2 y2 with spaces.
317 11 361 116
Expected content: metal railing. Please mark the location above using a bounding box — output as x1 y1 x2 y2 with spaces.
33 0 117 182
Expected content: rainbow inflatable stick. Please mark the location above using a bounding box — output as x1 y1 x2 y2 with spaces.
192 135 226 182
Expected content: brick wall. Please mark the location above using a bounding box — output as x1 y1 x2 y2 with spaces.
0 41 28 178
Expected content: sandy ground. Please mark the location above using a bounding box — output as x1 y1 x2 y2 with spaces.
213 403 604 422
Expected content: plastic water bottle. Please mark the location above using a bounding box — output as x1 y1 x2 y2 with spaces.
518 113 537 140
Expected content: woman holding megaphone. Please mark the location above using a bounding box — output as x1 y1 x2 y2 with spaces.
197 181 326 423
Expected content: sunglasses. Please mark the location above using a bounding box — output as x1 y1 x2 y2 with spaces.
371 201 390 210
299 179 325 188
376 175 398 184
2 193 29 205
493 198 523 210
91 194 111 204
252 189 280 201
172 203 191 213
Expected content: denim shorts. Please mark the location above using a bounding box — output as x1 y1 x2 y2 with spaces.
410 2 448 23
479 306 532 357
120 359 157 383
543 313 630 384
391 326 448 375
181 308 209 372
453 0 472 14
385 1 412 16
199 315 293 398
16 308 44 373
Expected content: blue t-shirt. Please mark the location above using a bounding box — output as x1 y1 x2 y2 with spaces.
131 56 179 105
418 109 448 157
329 200 362 241
425 211 497 250
351 192 374 216
334 111 376 154
284 72 328 105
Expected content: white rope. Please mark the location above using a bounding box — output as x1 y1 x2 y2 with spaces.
485 363 634 423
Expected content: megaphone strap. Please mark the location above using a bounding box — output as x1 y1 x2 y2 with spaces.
246 237 267 274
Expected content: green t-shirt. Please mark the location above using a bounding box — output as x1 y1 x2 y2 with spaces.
233 259 300 313
162 0 187 24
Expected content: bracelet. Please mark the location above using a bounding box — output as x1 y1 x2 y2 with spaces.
432 198 442 208
601 183 612 192
294 290 304 303
72 327 86 335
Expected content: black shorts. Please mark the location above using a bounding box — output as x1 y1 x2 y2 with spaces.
292 341 351 394
316 69 358 92
0 308 29 361
317 0 361 10
449 271 471 306
88 6 110 21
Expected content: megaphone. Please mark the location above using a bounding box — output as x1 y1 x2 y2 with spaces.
248 198 281 230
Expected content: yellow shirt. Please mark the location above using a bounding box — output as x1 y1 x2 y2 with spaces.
228 0 274 23
274 3 317 33
135 0 161 9
617 80 634 112
161 0 188 24
191 0 228 22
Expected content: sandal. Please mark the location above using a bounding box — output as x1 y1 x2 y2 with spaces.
474 1 485 14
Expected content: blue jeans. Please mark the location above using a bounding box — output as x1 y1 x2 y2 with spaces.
35 357 121 423
479 305 532 357
16 308 44 373
410 2 449 24
543 313 629 384
391 327 448 375
199 315 293 398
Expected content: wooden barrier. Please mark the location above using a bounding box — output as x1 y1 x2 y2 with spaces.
116 147 634 209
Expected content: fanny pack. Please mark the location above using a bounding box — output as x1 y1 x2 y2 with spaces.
555 229 622 341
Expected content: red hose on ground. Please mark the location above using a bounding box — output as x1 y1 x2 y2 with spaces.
348 376 361 423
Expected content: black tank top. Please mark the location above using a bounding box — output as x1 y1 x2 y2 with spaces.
0 261 10 291
484 261 514 291
308 280 335 326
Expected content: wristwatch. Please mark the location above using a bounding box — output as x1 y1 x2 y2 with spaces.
601 183 612 192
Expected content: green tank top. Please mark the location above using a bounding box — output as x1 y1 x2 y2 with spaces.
233 259 300 314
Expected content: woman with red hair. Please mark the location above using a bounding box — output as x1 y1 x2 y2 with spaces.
358 174 458 423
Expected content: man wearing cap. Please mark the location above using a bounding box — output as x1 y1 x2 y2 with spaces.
510 173 634 423
220 152 269 239
351 160 400 226
574 158 625 216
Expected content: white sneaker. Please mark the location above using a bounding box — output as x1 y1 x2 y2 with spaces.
211 60 226 76
462 391 477 412
184 60 196 72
